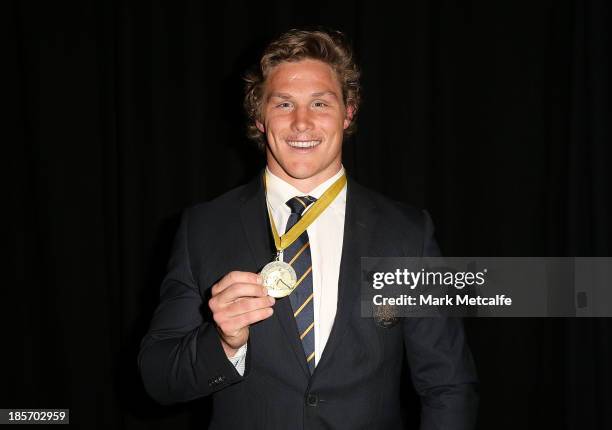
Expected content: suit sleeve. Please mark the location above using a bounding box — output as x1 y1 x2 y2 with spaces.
403 210 479 430
138 208 248 405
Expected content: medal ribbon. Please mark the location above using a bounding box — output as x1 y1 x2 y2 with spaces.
264 171 347 253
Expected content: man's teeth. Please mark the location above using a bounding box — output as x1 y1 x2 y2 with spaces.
286 140 321 148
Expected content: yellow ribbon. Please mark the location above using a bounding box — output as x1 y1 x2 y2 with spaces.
264 171 347 254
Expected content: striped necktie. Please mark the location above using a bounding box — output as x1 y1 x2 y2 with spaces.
284 196 317 373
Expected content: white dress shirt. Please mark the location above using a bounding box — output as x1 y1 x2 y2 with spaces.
228 166 347 375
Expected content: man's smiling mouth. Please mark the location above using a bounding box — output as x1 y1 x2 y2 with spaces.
286 140 321 148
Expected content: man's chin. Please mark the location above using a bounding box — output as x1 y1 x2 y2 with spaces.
284 167 319 181
281 158 343 182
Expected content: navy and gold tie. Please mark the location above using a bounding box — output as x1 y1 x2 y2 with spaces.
284 196 317 373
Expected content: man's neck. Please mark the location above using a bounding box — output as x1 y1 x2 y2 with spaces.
266 163 343 193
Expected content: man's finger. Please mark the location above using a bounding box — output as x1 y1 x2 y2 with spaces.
217 283 269 304
224 307 275 333
225 296 275 318
212 271 262 295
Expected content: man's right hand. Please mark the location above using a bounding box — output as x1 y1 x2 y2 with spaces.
208 271 275 358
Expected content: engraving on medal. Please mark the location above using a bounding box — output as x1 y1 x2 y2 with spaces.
260 261 297 298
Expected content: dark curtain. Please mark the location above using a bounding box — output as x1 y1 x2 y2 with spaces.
9 0 611 428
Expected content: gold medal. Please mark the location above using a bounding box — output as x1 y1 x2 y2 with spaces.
260 171 347 297
260 260 298 298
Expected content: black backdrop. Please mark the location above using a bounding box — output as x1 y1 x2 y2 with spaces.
8 1 612 429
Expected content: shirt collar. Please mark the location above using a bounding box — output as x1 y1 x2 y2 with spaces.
265 166 346 212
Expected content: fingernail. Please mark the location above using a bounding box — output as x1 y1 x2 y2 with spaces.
257 275 263 284
269 297 275 305
262 286 268 295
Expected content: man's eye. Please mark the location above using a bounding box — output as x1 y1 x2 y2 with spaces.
313 101 328 108
276 102 292 108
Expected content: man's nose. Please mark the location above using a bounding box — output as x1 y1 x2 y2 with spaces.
291 106 314 132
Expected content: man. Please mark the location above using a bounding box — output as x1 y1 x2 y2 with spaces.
139 29 478 429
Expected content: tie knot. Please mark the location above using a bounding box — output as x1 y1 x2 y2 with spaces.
286 196 317 215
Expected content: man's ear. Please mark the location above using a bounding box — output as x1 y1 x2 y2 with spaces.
343 104 356 130
256 120 265 133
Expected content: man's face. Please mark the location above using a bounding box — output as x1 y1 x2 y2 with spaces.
257 59 354 188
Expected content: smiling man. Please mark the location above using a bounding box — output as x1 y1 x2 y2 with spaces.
139 29 478 429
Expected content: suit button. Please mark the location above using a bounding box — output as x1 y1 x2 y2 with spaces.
306 393 318 407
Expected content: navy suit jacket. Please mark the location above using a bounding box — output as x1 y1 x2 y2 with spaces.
138 173 479 429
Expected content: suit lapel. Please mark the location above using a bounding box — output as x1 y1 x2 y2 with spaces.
239 173 275 271
239 172 311 379
315 177 378 373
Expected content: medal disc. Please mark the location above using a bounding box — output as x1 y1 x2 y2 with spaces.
260 261 297 298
